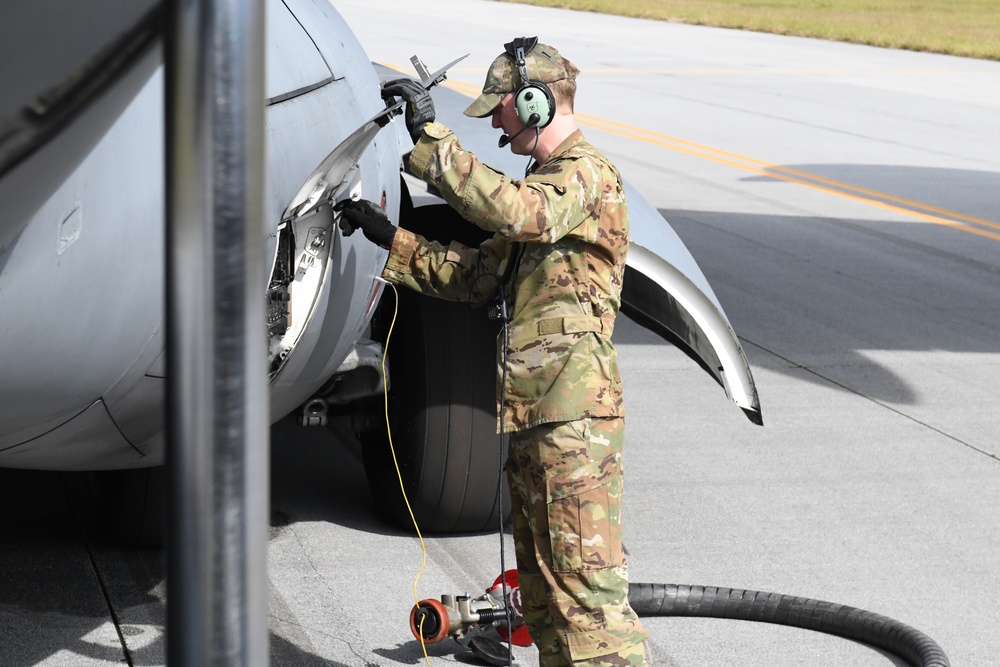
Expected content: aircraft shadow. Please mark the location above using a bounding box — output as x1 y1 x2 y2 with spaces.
657 178 1000 407
0 457 409 667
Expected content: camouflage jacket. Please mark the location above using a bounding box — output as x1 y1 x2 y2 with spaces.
382 122 629 432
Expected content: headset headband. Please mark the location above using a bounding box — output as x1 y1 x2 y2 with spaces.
504 37 538 89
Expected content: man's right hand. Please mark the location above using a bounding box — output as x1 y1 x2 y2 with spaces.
381 78 436 143
334 199 397 249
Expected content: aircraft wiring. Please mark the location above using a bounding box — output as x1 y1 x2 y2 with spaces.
379 280 433 667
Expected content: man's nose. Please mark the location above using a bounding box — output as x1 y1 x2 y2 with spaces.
491 110 502 129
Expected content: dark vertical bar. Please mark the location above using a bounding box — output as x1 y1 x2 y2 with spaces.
165 0 268 665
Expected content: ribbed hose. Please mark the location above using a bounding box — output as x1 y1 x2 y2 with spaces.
628 583 950 667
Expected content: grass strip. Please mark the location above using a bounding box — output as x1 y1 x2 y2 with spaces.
494 0 1000 60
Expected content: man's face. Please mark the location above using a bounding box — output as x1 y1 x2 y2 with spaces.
491 93 532 155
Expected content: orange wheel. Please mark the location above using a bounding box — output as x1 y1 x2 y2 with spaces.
410 598 450 644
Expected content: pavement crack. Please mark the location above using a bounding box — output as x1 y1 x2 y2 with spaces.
278 521 376 663
60 473 136 667
271 613 376 665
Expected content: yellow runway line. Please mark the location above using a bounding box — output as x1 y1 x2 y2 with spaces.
380 63 1000 242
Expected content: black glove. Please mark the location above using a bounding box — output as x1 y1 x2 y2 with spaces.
334 199 397 249
381 77 435 143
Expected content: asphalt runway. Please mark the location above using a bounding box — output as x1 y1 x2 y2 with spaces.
2 1 999 665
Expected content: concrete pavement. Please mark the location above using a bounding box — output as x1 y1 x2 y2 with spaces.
2 1 998 664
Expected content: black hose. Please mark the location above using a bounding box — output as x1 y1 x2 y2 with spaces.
628 583 950 667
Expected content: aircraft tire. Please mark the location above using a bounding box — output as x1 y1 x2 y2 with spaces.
359 199 508 533
360 284 508 533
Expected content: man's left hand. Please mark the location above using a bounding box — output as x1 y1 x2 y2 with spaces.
381 78 435 143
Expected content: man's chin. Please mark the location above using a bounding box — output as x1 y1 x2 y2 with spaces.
509 139 534 156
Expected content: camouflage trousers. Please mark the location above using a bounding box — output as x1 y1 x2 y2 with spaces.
506 417 649 667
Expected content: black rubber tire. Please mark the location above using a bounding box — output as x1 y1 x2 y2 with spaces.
359 200 508 533
89 466 165 547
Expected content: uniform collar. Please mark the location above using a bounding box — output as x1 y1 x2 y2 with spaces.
527 129 585 174
544 129 586 165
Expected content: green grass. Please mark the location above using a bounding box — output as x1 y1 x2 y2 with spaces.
495 0 1000 60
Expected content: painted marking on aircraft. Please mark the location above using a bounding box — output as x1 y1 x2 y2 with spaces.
384 64 1000 242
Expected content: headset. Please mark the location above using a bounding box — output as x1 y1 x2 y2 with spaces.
504 37 556 130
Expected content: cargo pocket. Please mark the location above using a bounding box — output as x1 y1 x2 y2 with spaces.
547 451 623 573
566 628 647 663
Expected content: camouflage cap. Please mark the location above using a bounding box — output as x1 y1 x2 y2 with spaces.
463 42 574 118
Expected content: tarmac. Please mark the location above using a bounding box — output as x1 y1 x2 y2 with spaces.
2 0 999 665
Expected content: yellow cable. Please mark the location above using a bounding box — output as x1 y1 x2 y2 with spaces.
380 282 432 666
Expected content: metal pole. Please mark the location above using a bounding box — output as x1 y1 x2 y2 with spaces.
165 0 268 665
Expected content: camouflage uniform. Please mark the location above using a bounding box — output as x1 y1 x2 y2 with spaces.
381 43 649 667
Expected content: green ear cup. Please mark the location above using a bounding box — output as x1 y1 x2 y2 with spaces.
514 83 554 128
